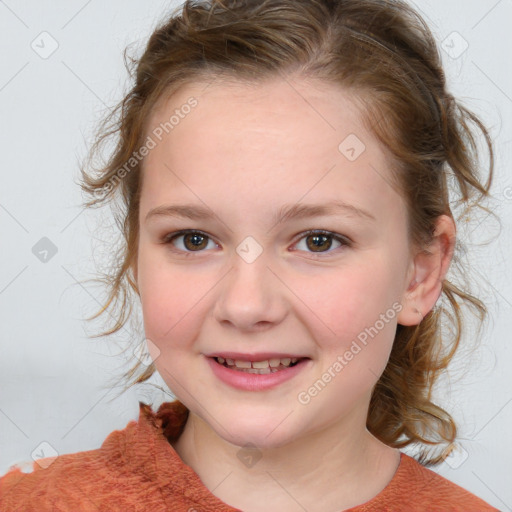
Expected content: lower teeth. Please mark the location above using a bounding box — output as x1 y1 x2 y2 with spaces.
239 367 275 374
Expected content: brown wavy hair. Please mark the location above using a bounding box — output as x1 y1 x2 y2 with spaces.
80 0 494 465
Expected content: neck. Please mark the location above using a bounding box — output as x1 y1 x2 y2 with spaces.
171 403 400 512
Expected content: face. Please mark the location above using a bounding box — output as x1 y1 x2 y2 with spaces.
135 76 414 449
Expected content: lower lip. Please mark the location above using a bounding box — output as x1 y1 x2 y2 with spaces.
206 356 310 391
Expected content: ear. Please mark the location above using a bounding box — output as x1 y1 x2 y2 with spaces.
397 214 456 326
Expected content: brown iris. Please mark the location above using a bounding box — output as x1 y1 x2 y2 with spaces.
306 233 332 252
183 233 209 251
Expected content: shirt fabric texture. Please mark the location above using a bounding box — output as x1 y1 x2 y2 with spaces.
0 400 499 511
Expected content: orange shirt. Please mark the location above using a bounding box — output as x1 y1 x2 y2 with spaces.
0 400 499 511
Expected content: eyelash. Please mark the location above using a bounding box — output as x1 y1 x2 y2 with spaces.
161 229 352 257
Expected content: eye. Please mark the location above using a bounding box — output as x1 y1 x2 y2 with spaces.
163 229 217 253
292 230 351 255
162 229 351 256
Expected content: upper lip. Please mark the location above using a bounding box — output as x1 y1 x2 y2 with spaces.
206 352 309 361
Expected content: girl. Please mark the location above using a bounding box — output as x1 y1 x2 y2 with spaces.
0 0 501 510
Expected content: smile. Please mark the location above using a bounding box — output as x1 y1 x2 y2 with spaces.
207 355 311 391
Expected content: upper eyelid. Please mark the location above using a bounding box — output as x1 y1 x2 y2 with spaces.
291 230 352 251
163 229 218 244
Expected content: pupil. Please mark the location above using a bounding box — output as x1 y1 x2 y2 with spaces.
308 234 330 252
185 233 207 250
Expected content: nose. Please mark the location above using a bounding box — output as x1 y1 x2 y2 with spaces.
213 250 288 333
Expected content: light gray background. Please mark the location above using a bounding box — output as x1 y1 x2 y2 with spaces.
0 1 511 509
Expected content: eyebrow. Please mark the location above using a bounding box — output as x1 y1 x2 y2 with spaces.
145 200 376 225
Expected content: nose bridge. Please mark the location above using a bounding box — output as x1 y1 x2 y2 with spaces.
213 237 286 330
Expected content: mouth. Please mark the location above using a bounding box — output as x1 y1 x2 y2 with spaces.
206 354 312 391
211 356 308 374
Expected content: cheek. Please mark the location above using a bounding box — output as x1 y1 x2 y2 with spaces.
137 248 207 346
308 258 400 344
304 256 402 387
303 268 399 407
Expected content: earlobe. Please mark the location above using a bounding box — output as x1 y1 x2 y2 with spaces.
397 215 455 326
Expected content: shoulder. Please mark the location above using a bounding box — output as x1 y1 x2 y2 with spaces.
349 453 500 512
0 420 137 511
0 402 190 512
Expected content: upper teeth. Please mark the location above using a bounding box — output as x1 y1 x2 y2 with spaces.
217 357 299 368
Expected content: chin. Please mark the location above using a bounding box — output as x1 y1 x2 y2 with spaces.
216 416 302 451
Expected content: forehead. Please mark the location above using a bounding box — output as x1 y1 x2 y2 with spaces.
147 76 370 155
141 76 404 222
